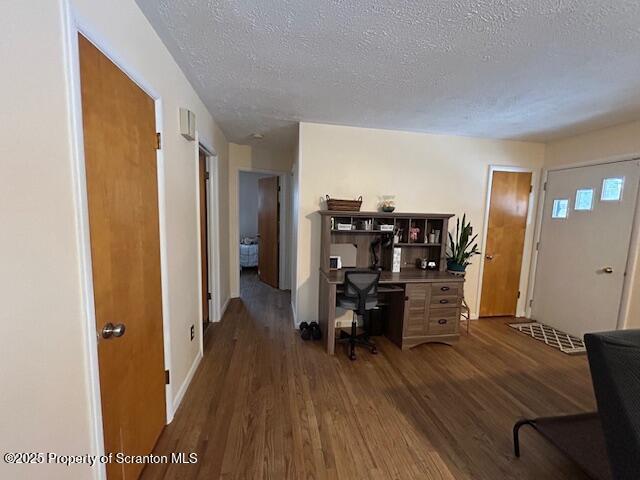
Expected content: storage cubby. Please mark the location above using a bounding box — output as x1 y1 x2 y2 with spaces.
331 216 353 231
374 217 395 231
394 218 410 243
426 219 444 245
354 217 374 231
408 218 426 243
320 210 452 273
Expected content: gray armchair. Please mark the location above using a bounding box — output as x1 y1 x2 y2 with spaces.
513 329 640 480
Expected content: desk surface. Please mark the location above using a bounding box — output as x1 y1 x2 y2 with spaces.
321 268 464 284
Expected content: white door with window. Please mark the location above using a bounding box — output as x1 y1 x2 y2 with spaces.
532 160 640 338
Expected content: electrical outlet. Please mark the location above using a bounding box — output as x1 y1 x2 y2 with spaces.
190 324 195 341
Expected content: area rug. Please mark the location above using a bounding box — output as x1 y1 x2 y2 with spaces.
507 322 586 355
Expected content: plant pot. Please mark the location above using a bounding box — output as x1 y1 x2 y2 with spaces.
447 260 466 275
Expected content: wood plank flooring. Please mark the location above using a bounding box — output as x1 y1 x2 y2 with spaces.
141 271 594 480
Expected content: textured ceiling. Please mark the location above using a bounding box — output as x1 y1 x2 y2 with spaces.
136 0 640 150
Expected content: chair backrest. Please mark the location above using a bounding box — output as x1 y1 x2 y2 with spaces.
343 270 380 314
584 329 640 480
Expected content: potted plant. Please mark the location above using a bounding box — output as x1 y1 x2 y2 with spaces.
447 214 480 274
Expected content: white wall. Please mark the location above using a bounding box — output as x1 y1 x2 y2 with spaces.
294 122 546 326
291 141 301 319
279 172 293 290
0 1 229 478
229 143 294 296
544 120 640 328
0 2 93 478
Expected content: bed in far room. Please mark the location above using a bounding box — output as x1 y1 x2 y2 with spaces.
239 237 258 269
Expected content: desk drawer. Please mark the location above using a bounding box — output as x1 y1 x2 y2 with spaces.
429 295 460 307
431 283 460 296
428 311 458 335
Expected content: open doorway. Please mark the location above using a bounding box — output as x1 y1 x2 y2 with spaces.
238 171 282 293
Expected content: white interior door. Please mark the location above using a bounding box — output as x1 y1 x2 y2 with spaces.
532 159 640 338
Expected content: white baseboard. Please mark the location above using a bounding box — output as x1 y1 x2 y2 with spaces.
219 296 231 321
171 350 203 420
291 300 298 327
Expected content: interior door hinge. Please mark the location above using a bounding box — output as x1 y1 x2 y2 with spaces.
529 184 533 193
517 290 521 299
165 369 170 385
156 132 162 150
207 292 212 300
529 299 534 307
536 241 540 251
543 181 547 191
205 171 210 181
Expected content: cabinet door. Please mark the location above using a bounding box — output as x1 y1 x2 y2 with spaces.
403 284 429 336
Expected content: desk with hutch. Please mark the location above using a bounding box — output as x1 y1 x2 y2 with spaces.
317 210 465 355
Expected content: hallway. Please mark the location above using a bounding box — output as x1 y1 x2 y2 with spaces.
141 274 593 480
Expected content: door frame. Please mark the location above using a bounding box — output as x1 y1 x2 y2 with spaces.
527 154 640 328
197 142 222 330
476 165 539 319
234 167 290 295
62 4 174 478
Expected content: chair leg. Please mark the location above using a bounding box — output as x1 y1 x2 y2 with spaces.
513 419 535 457
349 312 357 360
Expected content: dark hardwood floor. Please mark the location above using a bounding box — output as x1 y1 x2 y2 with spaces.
142 271 594 479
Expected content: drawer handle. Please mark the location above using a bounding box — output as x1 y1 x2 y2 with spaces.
440 286 450 291
439 299 449 304
438 319 447 325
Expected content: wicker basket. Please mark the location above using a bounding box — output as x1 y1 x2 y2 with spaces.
325 195 363 212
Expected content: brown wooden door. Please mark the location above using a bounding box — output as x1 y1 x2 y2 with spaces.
79 35 166 480
199 150 210 325
479 171 532 317
258 176 279 288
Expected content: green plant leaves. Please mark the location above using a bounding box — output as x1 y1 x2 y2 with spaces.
446 214 480 268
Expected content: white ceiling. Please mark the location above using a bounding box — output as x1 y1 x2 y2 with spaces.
136 0 640 150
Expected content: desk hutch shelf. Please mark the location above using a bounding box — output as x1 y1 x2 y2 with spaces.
318 210 465 355
320 210 453 272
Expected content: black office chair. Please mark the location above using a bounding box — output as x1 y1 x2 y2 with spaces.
337 270 380 360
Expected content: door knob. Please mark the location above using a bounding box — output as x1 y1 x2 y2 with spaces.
485 255 494 260
101 322 126 339
602 267 614 274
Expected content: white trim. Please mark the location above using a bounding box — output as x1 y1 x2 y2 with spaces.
196 139 222 324
172 350 203 414
61 3 105 479
156 100 175 422
619 165 640 329
193 137 205 359
291 299 298 326
210 156 223 322
63 2 174 468
475 165 538 319
529 157 640 329
220 296 231 319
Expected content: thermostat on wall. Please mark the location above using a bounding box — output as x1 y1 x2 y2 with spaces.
180 108 196 141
